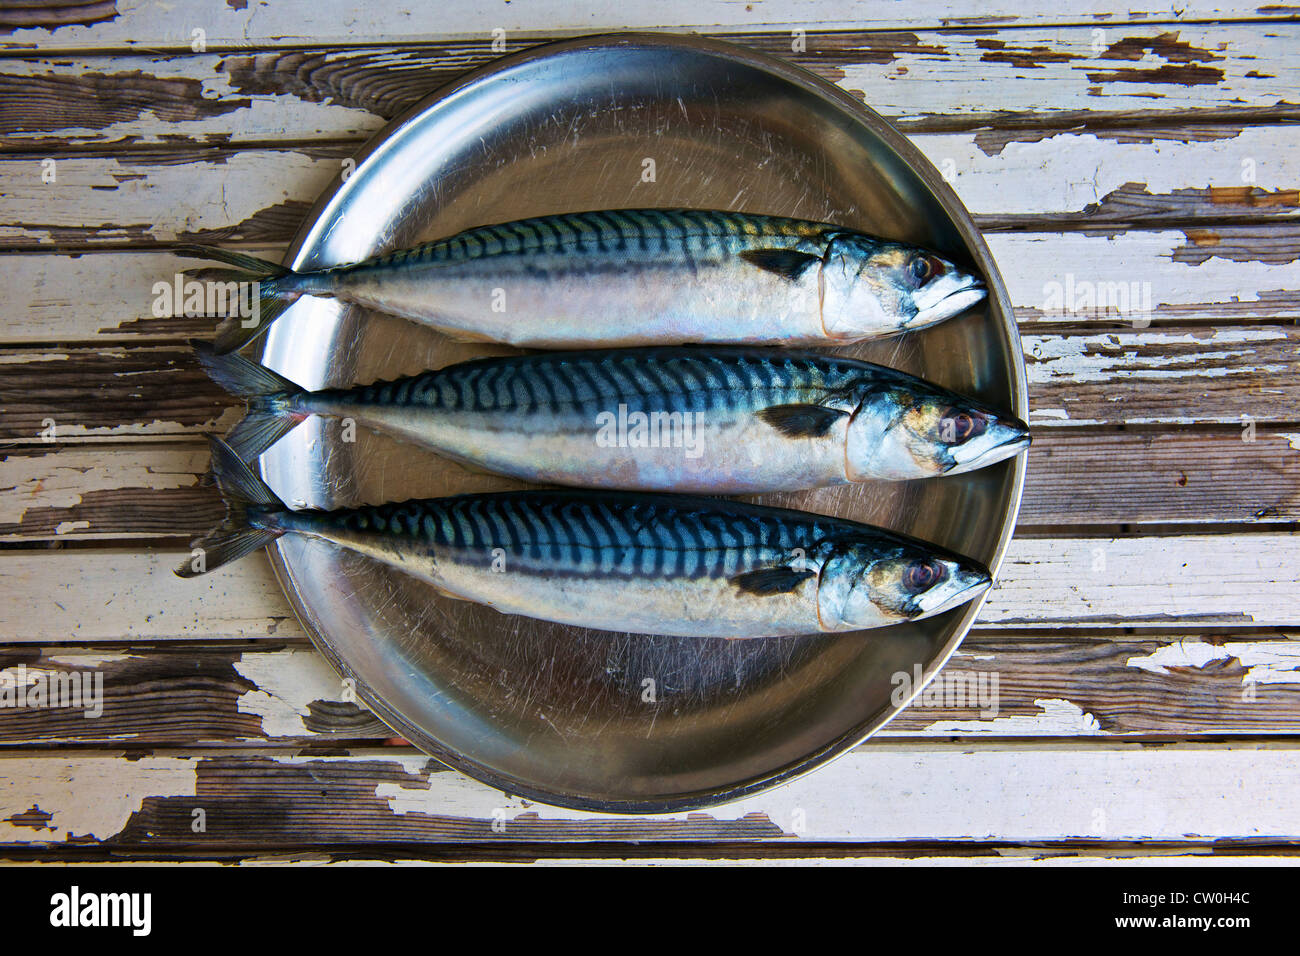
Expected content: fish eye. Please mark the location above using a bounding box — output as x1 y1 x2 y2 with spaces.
903 559 947 593
939 408 987 443
909 254 946 286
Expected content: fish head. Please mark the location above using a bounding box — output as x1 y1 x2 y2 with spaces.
816 539 992 630
844 380 1030 481
819 234 986 340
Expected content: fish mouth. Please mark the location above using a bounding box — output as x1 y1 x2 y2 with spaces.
913 565 992 618
946 415 1032 474
908 274 987 329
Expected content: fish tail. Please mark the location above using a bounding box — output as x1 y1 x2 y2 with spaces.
174 245 300 354
176 438 286 578
193 341 307 459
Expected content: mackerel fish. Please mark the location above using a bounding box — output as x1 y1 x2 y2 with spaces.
198 344 1030 492
177 439 993 639
178 209 987 353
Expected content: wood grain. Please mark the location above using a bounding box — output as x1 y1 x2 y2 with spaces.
3 26 1300 145
1 533 1295 643
2 326 1296 445
2 1 1297 858
3 125 1297 249
3 743 1300 847
2 634 1297 746
2 427 1297 545
5 228 1296 346
5 3 1294 52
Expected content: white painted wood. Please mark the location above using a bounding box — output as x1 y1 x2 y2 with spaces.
982 533 1300 628
1023 325 1295 425
5 125 1297 246
0 151 342 246
986 230 1300 326
0 549 304 642
1 534 1296 642
7 25 1300 147
916 125 1300 218
231 647 364 737
4 230 1293 344
0 445 207 533
2 852 1292 865
839 25 1300 123
0 754 197 844
3 743 1300 844
4 2 1286 52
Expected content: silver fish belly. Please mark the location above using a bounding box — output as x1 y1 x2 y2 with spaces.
306 349 854 493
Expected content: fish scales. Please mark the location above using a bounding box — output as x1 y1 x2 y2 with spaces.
174 460 992 640
189 208 987 353
200 345 1029 493
288 493 822 582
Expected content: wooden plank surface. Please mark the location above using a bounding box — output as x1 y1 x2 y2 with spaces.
3 743 1299 847
6 227 1298 346
2 7 1297 861
3 633 1298 746
4 25 1300 146
3 126 1297 249
6 3 1294 52
3 426 1298 545
1 533 1295 643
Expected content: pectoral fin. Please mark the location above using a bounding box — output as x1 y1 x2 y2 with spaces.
730 566 816 596
739 248 820 281
757 403 848 438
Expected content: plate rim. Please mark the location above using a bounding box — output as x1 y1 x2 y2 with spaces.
258 30 1029 814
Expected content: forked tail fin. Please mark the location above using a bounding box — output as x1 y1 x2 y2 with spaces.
175 438 286 578
174 245 299 354
192 341 307 460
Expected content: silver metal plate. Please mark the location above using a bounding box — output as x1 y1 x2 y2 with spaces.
256 33 1028 813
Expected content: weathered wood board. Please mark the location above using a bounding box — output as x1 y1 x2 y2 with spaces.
2 633 1297 746
3 126 1296 248
1 11 1297 862
3 744 1300 848
6 2 1296 53
2 533 1297 643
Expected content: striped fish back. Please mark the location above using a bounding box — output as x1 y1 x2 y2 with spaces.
351 209 831 270
318 492 851 582
344 348 876 417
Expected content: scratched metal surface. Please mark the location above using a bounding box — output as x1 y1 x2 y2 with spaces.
255 33 1027 812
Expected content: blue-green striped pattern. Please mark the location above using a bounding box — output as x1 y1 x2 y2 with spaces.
335 209 833 274
296 491 892 582
332 347 911 419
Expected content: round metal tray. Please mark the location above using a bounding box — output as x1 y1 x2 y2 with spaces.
255 33 1028 813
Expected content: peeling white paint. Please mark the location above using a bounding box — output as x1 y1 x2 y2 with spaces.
44 653 133 668
0 447 205 526
370 744 1300 841
1127 641 1300 686
989 231 1300 322
0 152 336 245
1023 327 1288 385
921 698 1108 736
232 648 353 738
0 757 197 844
919 125 1300 216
